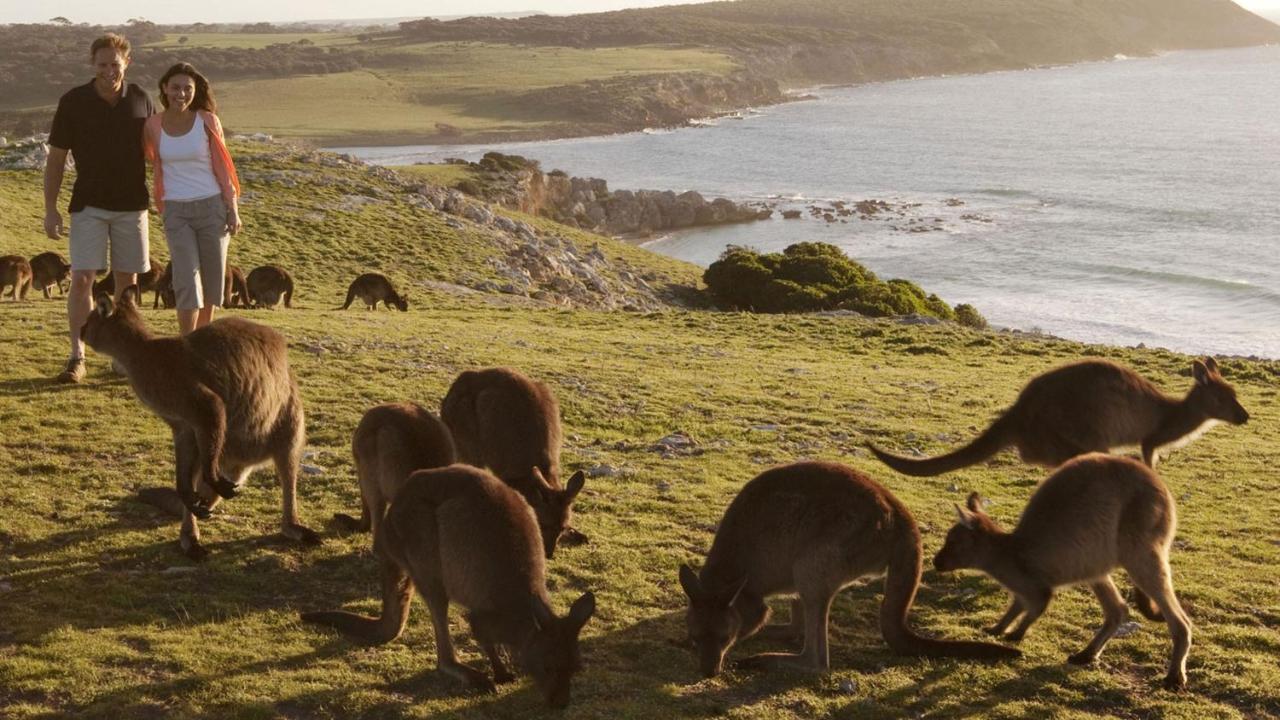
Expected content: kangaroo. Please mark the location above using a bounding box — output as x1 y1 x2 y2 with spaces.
153 262 174 309
440 367 587 558
935 454 1191 690
224 264 249 308
301 464 596 708
341 272 409 311
92 258 162 299
870 358 1249 475
246 264 294 309
333 402 457 536
29 252 71 298
0 255 33 301
679 461 1019 678
80 286 320 560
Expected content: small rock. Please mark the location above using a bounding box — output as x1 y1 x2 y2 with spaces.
838 678 858 694
0 581 12 593
301 464 326 476
586 464 622 478
1113 621 1141 638
947 482 960 492
303 344 326 355
749 424 779 432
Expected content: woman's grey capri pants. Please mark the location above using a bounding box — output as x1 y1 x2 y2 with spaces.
163 194 229 310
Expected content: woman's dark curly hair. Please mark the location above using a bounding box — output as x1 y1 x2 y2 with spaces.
158 62 216 113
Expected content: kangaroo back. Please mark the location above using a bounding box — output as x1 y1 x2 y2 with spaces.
870 414 1014 477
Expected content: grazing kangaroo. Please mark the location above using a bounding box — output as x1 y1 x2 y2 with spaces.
333 402 457 536
935 454 1191 690
246 264 294 308
870 358 1248 474
80 286 320 560
92 258 162 299
679 461 1019 678
441 367 587 557
224 264 249 308
341 273 409 311
153 262 174 309
29 252 71 298
0 255 33 301
301 465 596 708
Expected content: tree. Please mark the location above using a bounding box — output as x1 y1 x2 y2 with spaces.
49 16 72 24
178 36 190 45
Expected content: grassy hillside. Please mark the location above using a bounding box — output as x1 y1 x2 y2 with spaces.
2 158 1279 719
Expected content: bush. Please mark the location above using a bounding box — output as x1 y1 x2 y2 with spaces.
954 303 988 329
702 241 981 322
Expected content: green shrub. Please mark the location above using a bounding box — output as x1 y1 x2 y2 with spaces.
955 303 988 329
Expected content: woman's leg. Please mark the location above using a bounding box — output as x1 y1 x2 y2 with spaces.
192 197 231 331
164 202 204 336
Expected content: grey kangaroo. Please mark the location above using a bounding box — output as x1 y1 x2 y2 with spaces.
246 264 294 308
935 454 1192 690
301 464 596 708
81 286 320 560
341 272 409 311
29 252 71 298
870 358 1248 474
441 367 586 557
333 402 456 537
679 461 1019 678
0 255 32 301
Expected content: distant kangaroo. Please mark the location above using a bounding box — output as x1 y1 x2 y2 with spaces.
0 255 33 301
341 272 409 311
81 286 320 560
935 454 1191 690
92 258 162 298
153 262 174 309
869 358 1248 474
29 252 71 298
301 464 596 708
246 264 294 308
678 461 1019 678
441 367 587 557
333 402 456 536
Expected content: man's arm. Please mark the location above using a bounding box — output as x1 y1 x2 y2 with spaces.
43 146 69 239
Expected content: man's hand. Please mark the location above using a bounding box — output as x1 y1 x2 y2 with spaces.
44 209 65 240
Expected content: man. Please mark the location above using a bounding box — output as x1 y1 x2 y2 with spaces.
43 33 154 383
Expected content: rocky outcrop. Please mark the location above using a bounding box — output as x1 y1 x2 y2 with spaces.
441 152 771 237
0 136 50 170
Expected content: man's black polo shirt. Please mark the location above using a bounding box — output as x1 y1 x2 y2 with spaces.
48 80 153 213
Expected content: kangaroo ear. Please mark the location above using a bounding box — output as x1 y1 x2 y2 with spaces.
567 591 596 633
966 492 985 514
678 563 702 600
120 284 141 308
1192 359 1210 385
530 598 556 632
95 294 114 317
955 503 977 529
530 466 553 490
1202 356 1219 374
564 470 585 500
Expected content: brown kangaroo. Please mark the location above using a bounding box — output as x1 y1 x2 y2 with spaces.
80 286 320 560
92 258 162 299
246 264 294 308
678 461 1019 678
441 367 587 557
153 262 174 309
155 263 250 309
333 402 457 536
29 252 71 298
870 358 1248 474
301 464 596 708
935 454 1191 690
0 255 33 301
341 272 409 311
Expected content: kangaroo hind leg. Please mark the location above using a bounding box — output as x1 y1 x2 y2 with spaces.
1127 554 1191 691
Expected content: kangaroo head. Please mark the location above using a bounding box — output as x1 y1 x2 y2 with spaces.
520 592 595 709
80 285 146 353
678 564 748 678
934 492 1003 573
393 294 409 312
527 467 586 559
1188 357 1249 425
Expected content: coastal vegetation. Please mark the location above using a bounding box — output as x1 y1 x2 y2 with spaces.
3 142 1280 718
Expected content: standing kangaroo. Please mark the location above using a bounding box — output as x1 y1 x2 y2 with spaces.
29 252 71 298
246 265 295 308
934 454 1191 690
870 358 1248 475
679 461 1019 678
441 367 586 557
341 272 409 311
333 402 456 536
80 286 320 560
224 265 249 308
301 465 596 708
0 255 33 301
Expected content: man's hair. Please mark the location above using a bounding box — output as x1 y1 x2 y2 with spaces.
90 34 131 59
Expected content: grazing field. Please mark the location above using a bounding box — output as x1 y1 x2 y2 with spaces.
2 154 1279 719
145 33 359 50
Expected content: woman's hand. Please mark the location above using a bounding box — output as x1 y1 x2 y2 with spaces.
226 204 243 236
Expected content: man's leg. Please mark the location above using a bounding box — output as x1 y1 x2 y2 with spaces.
107 209 149 302
60 209 109 382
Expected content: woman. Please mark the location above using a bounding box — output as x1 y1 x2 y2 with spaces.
143 62 241 334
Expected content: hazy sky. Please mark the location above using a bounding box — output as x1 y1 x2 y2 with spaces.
3 0 1279 25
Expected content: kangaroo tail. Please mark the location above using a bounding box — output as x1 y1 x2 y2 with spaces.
880 522 1020 661
136 487 188 518
300 540 411 645
1131 587 1166 622
869 414 1014 477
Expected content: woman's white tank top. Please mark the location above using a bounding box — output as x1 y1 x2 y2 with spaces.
159 113 222 202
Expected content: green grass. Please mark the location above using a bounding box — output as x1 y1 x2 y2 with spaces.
389 163 478 189
2 155 1279 719
213 42 738 144
146 33 359 50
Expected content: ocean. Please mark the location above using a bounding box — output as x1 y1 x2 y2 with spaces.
333 45 1280 359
